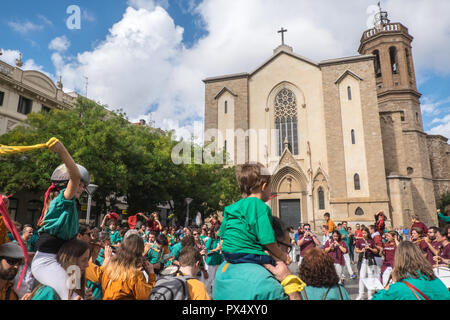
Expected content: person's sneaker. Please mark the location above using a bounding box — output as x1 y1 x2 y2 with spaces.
351 274 357 279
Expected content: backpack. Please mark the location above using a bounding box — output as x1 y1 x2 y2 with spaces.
149 275 196 300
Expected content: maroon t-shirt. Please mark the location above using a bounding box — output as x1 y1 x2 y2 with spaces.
440 243 450 260
298 234 316 257
411 222 428 234
382 242 396 267
324 239 347 266
424 240 441 266
356 238 376 259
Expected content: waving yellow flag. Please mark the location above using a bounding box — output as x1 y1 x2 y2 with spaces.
0 137 59 155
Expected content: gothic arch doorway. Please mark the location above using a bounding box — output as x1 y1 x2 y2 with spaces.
271 165 308 228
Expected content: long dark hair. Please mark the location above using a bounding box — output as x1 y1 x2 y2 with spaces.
331 230 342 242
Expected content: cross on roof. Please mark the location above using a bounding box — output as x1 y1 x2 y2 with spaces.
278 27 287 45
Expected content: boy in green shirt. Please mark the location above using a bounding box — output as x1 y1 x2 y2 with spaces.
219 162 291 266
147 233 169 274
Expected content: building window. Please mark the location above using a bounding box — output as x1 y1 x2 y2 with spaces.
416 112 419 123
17 96 32 115
355 207 364 216
0 91 4 106
275 88 298 156
407 167 414 175
318 187 325 210
27 200 42 227
351 130 355 144
373 50 382 77
354 173 360 190
347 86 352 100
224 140 227 154
8 198 19 221
224 101 228 114
42 105 51 113
400 111 405 121
389 47 398 74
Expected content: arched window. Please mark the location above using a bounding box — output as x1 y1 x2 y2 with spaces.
389 47 398 74
354 174 360 190
355 207 364 216
275 89 298 156
347 86 352 100
224 140 227 154
351 129 355 144
224 101 228 114
373 50 382 77
318 187 325 210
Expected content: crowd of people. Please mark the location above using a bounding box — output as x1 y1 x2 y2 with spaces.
0 141 449 300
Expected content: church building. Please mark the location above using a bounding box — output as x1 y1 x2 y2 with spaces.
203 8 450 230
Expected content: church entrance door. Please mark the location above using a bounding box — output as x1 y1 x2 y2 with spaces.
279 199 301 229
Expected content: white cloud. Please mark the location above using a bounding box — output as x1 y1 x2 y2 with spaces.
429 121 450 138
8 20 44 34
127 0 169 11
49 36 71 52
47 0 450 143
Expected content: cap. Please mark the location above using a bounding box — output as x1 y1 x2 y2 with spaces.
0 242 25 259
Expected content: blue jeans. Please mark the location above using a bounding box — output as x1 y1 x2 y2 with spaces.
222 251 276 266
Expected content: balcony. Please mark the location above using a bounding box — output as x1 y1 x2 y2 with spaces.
360 23 410 43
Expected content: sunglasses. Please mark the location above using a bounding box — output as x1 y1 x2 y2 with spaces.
1 257 24 266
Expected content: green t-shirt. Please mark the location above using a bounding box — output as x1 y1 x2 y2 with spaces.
38 188 79 240
87 280 103 300
339 228 350 248
147 243 163 264
438 213 450 223
372 274 450 300
218 197 275 256
213 261 287 300
95 248 105 266
171 242 183 260
108 230 122 245
205 238 224 266
32 286 61 300
300 285 350 300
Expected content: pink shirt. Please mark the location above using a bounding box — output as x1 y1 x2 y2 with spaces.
324 239 347 266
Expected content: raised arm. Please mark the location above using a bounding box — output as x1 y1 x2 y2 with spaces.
49 141 81 200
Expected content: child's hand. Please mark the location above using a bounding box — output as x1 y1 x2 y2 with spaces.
48 140 65 155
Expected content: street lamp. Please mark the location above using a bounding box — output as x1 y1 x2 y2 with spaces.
85 184 98 225
185 197 193 227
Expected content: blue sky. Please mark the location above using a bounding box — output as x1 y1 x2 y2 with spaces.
0 0 449 140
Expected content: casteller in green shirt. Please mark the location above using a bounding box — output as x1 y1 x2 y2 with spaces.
213 261 287 300
32 285 61 300
218 197 275 256
38 188 79 241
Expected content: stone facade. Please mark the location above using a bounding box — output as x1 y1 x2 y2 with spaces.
204 19 449 230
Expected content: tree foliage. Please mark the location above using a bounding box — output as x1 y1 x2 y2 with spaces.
0 98 240 223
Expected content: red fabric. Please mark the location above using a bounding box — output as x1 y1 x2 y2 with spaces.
0 195 28 291
382 242 396 267
298 234 316 257
37 183 57 227
375 212 386 235
108 212 119 221
128 214 138 229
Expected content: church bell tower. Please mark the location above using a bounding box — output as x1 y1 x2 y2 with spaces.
358 4 437 226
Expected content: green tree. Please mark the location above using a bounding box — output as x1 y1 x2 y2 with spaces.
0 97 240 224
